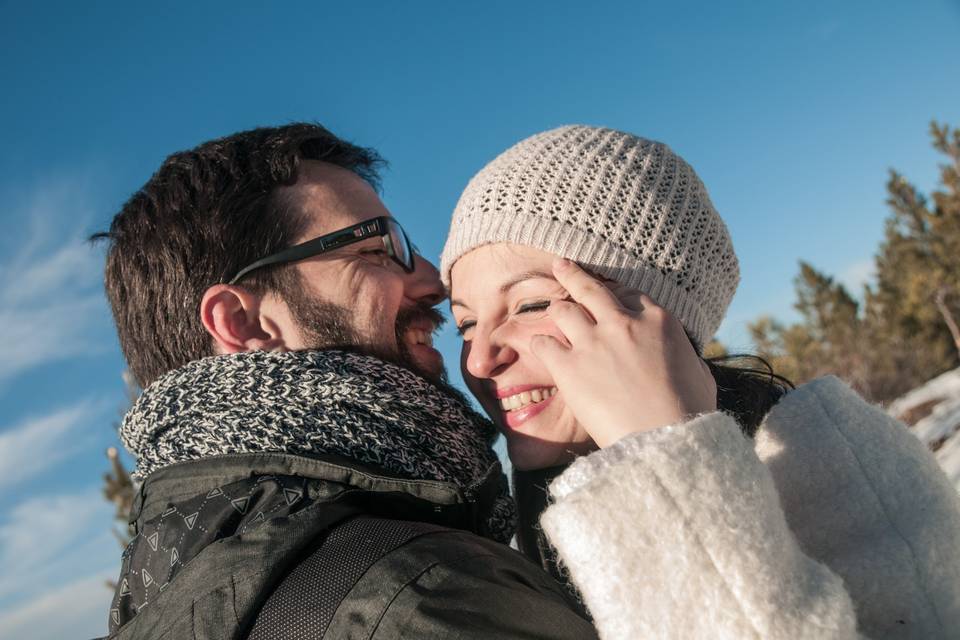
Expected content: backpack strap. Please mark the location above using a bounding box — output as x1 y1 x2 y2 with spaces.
246 517 449 640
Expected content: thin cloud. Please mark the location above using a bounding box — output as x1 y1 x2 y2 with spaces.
1 297 108 382
714 255 877 351
0 570 114 640
838 258 876 296
0 240 102 307
0 401 102 491
715 288 799 352
0 487 118 604
0 177 111 385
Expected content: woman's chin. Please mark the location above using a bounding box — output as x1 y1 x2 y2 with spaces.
506 436 587 471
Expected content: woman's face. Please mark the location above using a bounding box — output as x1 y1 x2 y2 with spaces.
450 244 597 470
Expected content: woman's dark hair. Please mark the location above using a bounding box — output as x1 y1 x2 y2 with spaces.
91 123 384 388
705 354 795 437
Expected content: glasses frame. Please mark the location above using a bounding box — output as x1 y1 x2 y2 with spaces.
227 216 415 285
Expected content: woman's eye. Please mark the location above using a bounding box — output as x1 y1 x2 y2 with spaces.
517 301 551 314
456 320 476 336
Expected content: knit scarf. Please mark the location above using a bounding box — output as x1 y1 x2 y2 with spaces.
120 349 516 542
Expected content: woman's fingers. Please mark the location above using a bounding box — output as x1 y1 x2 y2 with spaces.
548 273 669 347
605 281 646 315
552 258 625 321
636 294 659 315
528 278 718 448
547 299 596 344
529 333 570 372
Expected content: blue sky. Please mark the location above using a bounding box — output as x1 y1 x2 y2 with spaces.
1 1 958 637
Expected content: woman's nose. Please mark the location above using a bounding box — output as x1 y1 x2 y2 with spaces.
464 326 517 380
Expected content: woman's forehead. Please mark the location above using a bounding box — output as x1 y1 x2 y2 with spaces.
450 244 560 302
455 243 554 273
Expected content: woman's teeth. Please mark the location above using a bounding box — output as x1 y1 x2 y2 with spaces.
499 387 557 412
405 329 434 347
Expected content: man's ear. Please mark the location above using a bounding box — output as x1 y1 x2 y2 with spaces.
200 285 289 353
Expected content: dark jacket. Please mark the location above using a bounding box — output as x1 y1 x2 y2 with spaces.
513 465 590 621
106 451 597 640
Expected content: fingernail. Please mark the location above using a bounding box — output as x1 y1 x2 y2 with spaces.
555 257 572 269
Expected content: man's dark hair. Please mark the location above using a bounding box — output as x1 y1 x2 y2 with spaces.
92 123 385 388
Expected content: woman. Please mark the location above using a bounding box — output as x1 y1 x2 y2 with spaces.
440 125 960 639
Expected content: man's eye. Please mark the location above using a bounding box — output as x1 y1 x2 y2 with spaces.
517 301 551 314
360 248 388 256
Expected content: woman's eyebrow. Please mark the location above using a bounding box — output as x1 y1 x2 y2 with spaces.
450 270 555 309
498 270 555 294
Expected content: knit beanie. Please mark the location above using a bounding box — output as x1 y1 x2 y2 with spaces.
440 125 739 350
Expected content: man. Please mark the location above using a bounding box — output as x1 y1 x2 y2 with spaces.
96 123 597 639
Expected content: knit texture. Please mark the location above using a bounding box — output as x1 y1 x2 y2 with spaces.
119 349 517 543
441 125 739 349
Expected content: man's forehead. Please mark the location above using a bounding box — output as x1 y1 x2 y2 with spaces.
280 160 390 238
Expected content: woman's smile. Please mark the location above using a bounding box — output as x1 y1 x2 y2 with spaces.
495 384 560 429
450 243 595 469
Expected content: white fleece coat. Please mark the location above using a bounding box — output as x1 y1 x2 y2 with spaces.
540 376 960 639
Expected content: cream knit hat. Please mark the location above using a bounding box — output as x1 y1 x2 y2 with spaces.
440 125 739 350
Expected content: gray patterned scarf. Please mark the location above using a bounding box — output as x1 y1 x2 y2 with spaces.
120 349 516 542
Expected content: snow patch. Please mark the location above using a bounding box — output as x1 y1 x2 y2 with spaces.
888 367 960 489
888 368 960 418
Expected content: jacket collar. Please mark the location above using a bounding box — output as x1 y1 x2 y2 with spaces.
131 450 507 534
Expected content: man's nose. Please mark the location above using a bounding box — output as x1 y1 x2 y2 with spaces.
405 254 445 306
464 326 517 380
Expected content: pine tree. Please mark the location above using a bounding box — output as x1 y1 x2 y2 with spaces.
703 339 729 359
748 122 960 403
748 263 868 393
102 371 140 590
863 122 960 399
103 446 134 545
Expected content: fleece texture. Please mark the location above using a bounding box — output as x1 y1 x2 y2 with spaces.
541 376 960 640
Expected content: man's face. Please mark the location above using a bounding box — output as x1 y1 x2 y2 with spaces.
272 161 447 380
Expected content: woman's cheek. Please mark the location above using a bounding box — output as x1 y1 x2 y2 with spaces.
521 317 569 348
459 343 480 390
458 344 494 411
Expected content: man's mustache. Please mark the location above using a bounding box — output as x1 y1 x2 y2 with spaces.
395 304 447 334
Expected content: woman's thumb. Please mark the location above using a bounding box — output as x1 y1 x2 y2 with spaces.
529 334 568 371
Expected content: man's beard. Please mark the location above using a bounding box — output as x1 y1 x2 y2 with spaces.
282 287 486 433
284 284 448 384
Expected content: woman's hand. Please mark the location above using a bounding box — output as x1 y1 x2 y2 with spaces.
530 258 717 448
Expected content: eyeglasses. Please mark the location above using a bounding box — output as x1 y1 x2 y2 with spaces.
228 216 415 285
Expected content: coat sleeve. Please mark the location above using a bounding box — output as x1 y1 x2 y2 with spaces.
540 377 960 640
541 412 866 640
754 376 960 639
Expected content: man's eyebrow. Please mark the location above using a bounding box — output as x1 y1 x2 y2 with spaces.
450 270 556 309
